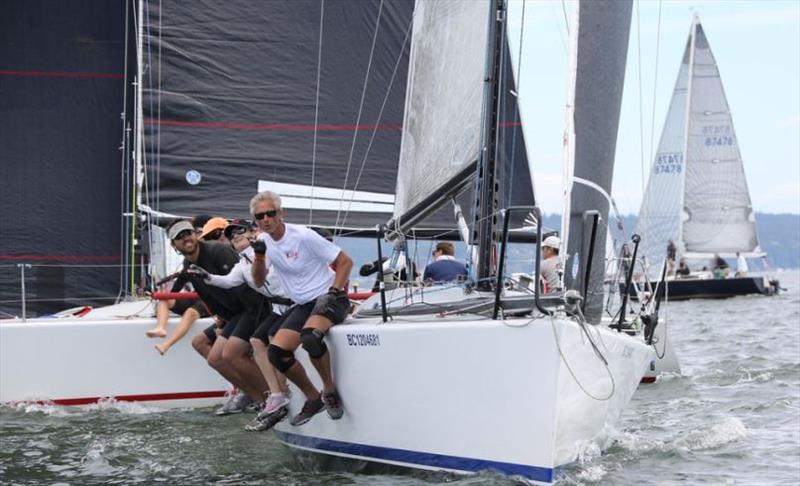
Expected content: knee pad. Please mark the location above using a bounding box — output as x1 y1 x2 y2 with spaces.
300 328 328 359
267 344 296 373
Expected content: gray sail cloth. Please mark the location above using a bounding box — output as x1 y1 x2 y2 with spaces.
0 0 135 316
563 0 633 324
390 0 535 232
636 18 760 271
141 0 413 229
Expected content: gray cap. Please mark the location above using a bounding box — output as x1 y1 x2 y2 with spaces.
167 220 195 240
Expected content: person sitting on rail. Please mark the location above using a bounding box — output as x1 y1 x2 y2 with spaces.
250 190 353 427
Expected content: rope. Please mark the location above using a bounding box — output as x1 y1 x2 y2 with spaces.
309 0 325 224
636 0 646 196
333 0 385 233
549 313 616 401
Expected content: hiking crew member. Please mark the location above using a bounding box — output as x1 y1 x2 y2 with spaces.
165 219 269 415
250 191 353 426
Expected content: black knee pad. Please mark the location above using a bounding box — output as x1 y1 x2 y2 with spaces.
267 344 296 373
300 328 328 359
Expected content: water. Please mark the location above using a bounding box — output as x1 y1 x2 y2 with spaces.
2 271 799 485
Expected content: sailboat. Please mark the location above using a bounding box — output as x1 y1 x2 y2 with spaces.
271 1 652 482
632 15 780 300
1 0 414 406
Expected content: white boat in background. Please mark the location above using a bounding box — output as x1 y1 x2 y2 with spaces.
633 14 779 299
0 301 229 407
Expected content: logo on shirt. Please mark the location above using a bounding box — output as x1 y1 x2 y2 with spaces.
284 250 299 260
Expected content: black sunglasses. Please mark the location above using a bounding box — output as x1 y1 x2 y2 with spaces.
227 226 248 237
173 229 193 241
254 209 278 220
203 229 224 241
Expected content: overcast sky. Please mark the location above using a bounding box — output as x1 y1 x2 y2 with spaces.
506 0 800 215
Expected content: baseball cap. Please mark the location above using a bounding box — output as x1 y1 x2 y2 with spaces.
224 218 253 238
200 217 229 239
542 235 561 249
167 220 195 240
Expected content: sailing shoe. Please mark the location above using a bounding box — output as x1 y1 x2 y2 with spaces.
214 391 254 416
289 396 325 426
256 393 291 422
322 390 344 420
244 406 289 432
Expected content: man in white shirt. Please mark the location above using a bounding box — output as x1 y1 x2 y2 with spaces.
736 252 749 277
540 235 562 293
250 191 353 427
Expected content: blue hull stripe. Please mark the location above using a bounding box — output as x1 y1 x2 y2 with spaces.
273 430 554 483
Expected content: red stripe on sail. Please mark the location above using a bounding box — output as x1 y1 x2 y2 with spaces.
146 118 402 132
0 70 124 79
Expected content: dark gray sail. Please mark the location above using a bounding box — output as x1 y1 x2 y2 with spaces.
140 0 413 229
0 0 135 316
563 0 633 323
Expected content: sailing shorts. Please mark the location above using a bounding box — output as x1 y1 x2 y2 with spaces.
272 293 350 335
250 311 284 344
172 298 210 318
221 297 272 341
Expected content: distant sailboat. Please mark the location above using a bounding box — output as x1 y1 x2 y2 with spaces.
633 15 779 300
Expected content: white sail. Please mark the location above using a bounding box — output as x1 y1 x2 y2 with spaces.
393 0 490 219
636 16 761 269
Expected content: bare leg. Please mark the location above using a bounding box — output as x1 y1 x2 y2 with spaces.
156 307 200 355
250 337 287 395
304 315 336 393
207 336 247 391
192 332 213 360
222 337 268 402
271 329 319 400
146 300 174 338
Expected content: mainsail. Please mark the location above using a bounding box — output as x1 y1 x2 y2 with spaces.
139 0 414 230
391 0 535 235
636 15 761 268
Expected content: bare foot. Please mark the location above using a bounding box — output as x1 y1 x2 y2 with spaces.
146 328 167 338
155 343 169 355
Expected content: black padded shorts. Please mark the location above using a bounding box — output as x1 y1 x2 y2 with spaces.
220 296 272 341
250 312 284 344
172 298 210 318
272 293 350 335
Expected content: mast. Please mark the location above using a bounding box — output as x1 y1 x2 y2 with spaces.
677 14 698 259
474 0 506 290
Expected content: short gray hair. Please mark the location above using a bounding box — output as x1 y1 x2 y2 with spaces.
249 190 282 215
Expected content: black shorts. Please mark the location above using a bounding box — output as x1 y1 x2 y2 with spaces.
250 312 284 344
172 298 210 318
220 296 272 341
272 293 350 335
202 324 218 344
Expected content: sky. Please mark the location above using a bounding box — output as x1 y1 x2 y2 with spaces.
505 0 800 215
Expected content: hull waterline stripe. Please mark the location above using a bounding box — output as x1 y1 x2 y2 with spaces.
18 390 228 406
274 431 554 483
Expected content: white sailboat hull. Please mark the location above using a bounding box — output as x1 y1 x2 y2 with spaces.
0 302 230 407
273 313 653 483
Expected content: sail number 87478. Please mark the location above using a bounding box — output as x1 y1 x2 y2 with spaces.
654 152 682 174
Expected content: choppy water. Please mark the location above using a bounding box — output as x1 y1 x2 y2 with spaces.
2 271 799 485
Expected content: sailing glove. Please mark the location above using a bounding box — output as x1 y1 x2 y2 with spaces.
187 264 211 282
251 239 267 255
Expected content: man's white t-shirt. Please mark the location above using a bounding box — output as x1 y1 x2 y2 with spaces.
737 254 749 274
258 223 340 304
540 256 561 292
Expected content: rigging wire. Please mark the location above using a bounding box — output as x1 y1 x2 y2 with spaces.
333 0 385 234
309 0 325 225
636 0 646 196
649 0 663 163
118 0 132 303
337 5 415 233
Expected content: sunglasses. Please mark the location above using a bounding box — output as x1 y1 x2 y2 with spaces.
228 226 248 237
173 229 193 241
203 229 224 241
254 209 278 220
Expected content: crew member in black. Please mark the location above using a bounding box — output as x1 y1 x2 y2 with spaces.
165 219 270 414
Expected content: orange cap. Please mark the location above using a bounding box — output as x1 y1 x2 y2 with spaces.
200 217 229 239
